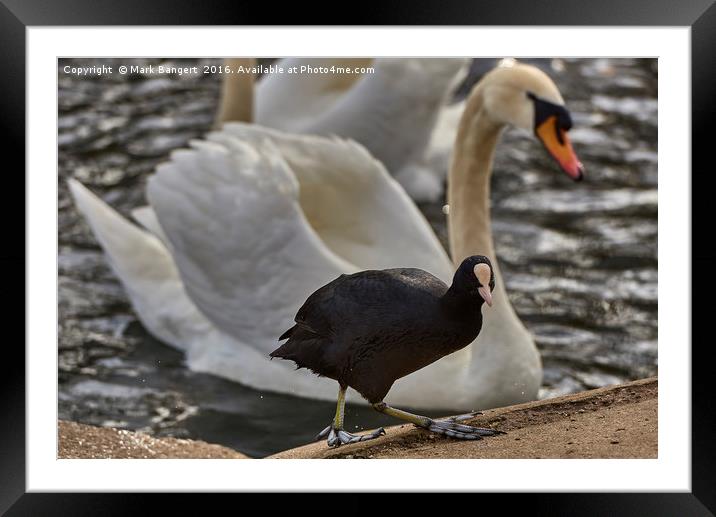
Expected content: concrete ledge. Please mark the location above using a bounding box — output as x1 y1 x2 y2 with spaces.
58 420 248 459
58 378 656 459
269 377 657 459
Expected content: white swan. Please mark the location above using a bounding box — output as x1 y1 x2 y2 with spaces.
253 57 374 130
218 57 469 201
69 62 583 411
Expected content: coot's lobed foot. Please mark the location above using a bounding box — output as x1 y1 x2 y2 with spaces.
317 425 386 447
419 418 505 440
315 425 333 442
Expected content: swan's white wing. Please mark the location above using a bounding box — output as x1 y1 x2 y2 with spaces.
392 99 466 203
257 59 470 205
425 98 465 174
303 58 469 176
67 179 210 352
127 120 455 281
147 134 356 354
393 162 446 204
68 180 359 402
131 205 169 246
220 123 454 282
255 57 370 132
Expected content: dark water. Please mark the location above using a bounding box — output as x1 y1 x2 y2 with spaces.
58 58 658 458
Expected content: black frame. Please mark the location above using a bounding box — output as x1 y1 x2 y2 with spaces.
4 0 714 513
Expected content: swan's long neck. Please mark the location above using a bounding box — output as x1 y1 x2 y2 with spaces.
447 84 536 383
215 58 256 126
448 84 502 267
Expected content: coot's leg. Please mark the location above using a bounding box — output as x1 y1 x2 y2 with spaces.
317 385 386 447
372 402 504 440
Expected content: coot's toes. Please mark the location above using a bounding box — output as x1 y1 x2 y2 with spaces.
315 425 333 441
420 418 505 440
322 425 386 448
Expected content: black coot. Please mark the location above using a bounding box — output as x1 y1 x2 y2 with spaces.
271 255 505 447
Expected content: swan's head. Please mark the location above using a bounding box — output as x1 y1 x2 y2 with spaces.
480 62 584 181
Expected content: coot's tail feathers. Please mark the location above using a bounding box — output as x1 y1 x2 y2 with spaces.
270 334 311 361
270 330 337 380
269 343 290 360
269 341 305 368
278 326 295 341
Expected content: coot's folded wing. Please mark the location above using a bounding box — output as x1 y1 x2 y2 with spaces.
290 269 447 339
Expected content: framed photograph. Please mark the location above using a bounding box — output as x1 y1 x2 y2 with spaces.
5 0 713 512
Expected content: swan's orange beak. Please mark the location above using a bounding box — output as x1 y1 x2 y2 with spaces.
536 115 584 181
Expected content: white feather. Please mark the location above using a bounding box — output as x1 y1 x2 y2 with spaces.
146 134 356 351
252 58 470 202
70 178 352 403
131 205 169 245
